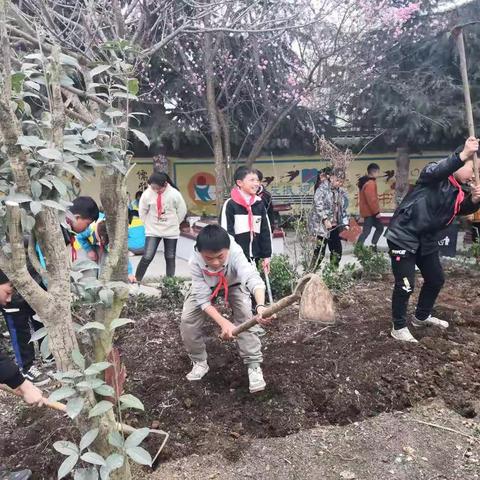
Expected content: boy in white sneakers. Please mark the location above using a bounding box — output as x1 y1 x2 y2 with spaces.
180 225 272 393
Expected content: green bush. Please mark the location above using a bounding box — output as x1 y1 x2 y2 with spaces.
322 262 357 293
268 255 298 299
354 243 389 278
159 276 187 305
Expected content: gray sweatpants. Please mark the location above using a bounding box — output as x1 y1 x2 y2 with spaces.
180 285 263 365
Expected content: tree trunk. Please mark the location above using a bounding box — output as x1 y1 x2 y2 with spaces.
203 32 225 215
152 145 169 174
395 146 410 207
100 170 129 282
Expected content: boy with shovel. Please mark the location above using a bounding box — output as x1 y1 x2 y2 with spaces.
0 271 45 480
180 225 272 393
386 137 480 342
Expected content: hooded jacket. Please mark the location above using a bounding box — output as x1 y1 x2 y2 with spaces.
308 180 349 238
189 237 265 311
139 184 187 239
220 189 272 260
386 151 480 255
358 176 380 218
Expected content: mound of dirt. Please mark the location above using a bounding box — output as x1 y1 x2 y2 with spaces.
1 272 479 478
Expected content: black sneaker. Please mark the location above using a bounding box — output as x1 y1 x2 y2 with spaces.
22 365 50 386
0 468 32 480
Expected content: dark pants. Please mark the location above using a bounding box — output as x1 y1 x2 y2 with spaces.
311 229 342 270
358 215 384 246
3 304 43 371
135 236 178 281
388 241 445 330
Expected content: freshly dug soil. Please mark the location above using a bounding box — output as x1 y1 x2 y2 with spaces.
1 269 479 478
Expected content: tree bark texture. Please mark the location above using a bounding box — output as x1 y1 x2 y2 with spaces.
203 32 225 214
395 146 410 207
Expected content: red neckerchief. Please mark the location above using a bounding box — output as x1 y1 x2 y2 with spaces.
156 192 163 219
203 268 229 306
447 175 465 225
66 218 77 261
231 188 255 233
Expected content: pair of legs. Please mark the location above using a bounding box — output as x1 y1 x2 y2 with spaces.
2 305 48 383
389 241 445 331
357 215 384 247
135 236 177 281
180 286 263 366
311 229 342 271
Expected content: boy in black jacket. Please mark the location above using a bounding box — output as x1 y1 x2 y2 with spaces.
386 137 480 343
220 167 272 272
255 170 275 232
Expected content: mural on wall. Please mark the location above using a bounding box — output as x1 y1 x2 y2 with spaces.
77 154 447 216
172 155 446 216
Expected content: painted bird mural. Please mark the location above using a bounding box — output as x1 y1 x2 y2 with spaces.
283 170 300 182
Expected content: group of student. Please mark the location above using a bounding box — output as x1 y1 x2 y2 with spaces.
1 138 480 479
308 137 480 344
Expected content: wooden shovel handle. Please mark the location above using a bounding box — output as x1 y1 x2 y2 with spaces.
232 293 299 336
0 383 66 412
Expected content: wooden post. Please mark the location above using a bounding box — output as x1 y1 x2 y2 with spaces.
453 27 479 183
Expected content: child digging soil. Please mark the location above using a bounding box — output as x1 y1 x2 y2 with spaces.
180 225 273 393
386 137 480 343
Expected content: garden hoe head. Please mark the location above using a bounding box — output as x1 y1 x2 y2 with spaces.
298 273 335 324
232 273 335 336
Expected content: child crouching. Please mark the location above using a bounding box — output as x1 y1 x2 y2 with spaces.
181 225 272 393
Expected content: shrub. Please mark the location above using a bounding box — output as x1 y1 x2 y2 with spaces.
354 243 389 278
322 262 357 293
159 277 187 306
268 255 298 299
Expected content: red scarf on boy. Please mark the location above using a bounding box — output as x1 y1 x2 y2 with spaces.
230 188 255 233
203 269 229 306
447 175 465 225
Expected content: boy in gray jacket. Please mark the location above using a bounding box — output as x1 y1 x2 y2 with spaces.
181 225 271 393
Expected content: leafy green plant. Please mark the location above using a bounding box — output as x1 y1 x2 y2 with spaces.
49 323 153 480
268 255 298 299
159 276 187 306
354 243 389 278
321 262 357 293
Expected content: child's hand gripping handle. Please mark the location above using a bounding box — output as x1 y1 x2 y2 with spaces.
232 293 298 336
0 383 67 411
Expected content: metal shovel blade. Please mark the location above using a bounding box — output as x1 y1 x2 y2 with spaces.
299 275 335 324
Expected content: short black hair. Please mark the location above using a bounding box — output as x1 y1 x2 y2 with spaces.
255 169 264 182
135 190 142 200
148 172 179 190
195 225 230 252
367 163 380 174
233 166 257 186
0 270 10 285
70 196 100 221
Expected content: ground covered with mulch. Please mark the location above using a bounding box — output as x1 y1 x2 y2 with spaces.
1 266 480 478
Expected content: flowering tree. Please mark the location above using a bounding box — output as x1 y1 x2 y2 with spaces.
140 0 432 207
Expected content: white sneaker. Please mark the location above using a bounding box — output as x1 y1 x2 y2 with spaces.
412 315 449 329
391 327 418 343
186 361 209 381
248 365 266 393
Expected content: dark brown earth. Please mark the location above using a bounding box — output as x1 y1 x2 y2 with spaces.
1 267 480 479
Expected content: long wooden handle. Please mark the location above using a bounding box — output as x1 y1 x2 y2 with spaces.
454 28 479 183
232 293 299 336
0 383 66 411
